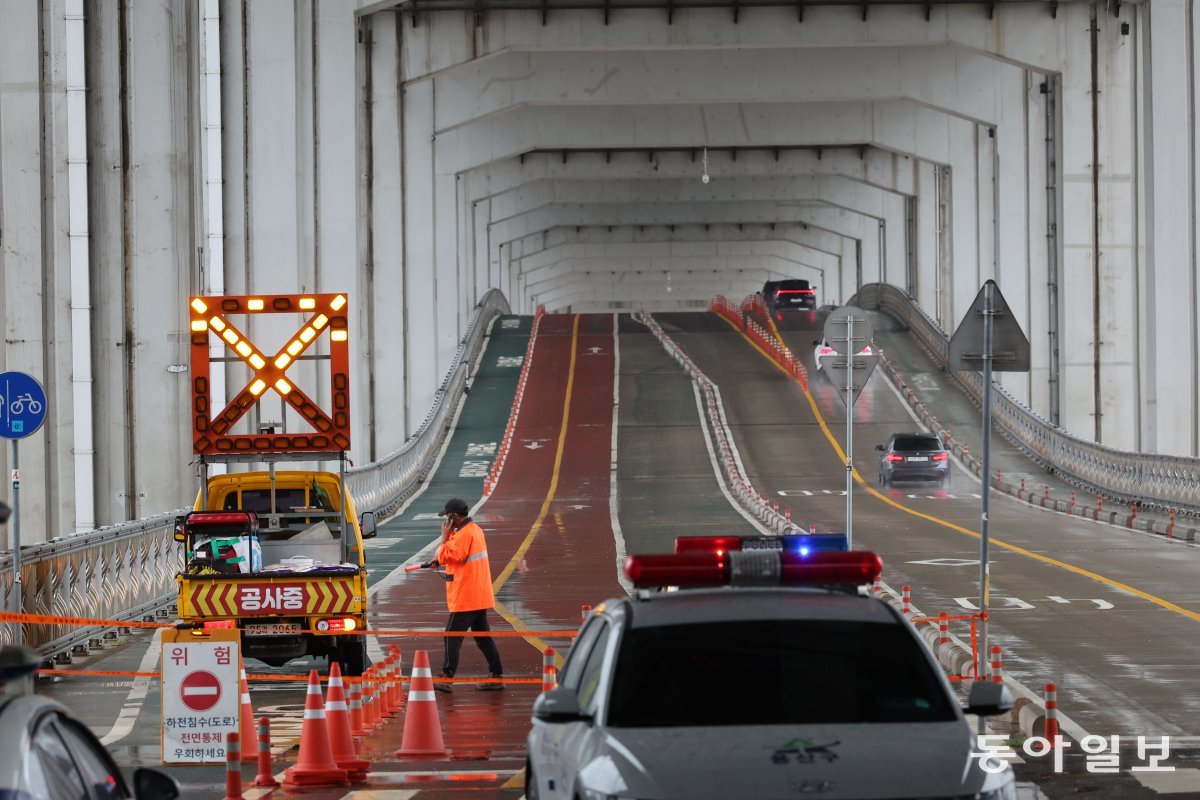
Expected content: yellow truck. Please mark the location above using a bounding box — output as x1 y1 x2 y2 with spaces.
174 468 377 674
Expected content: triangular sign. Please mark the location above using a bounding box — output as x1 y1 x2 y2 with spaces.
823 353 880 407
947 280 1031 373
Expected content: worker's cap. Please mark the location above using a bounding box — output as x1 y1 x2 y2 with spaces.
439 498 470 517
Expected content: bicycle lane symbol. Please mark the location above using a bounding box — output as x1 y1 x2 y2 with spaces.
0 372 48 440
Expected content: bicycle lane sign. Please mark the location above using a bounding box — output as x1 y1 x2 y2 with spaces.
0 371 47 440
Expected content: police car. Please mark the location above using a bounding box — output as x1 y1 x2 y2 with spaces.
526 535 1015 800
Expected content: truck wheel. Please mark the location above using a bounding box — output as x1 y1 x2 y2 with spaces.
339 637 368 677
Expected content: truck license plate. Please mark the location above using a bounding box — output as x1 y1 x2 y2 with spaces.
245 623 301 636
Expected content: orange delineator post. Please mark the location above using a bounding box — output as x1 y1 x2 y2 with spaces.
990 645 1003 684
238 665 257 763
1044 683 1060 746
389 646 404 709
542 647 557 692
349 689 368 737
224 732 243 800
253 717 279 788
901 585 911 615
377 656 395 716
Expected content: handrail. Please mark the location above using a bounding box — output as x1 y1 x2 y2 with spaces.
849 283 1200 517
1 289 512 657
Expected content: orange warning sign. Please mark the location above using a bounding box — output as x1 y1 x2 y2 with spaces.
189 293 350 454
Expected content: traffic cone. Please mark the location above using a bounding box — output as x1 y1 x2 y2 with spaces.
376 656 394 717
238 664 256 763
395 650 450 759
349 689 368 737
363 666 381 729
282 670 350 788
386 655 402 716
325 662 370 781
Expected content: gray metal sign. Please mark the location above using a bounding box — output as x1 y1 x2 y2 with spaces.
823 353 880 407
823 306 874 356
947 280 1030 372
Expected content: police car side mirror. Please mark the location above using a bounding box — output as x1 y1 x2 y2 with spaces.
533 688 591 724
133 768 181 800
964 681 1013 717
360 511 377 539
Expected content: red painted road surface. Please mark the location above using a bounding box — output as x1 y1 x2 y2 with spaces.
328 313 625 797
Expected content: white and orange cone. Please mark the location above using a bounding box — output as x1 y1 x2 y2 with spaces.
238 664 257 763
394 650 450 759
282 670 350 788
325 662 371 781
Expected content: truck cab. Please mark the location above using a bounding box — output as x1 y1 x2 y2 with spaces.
175 468 377 675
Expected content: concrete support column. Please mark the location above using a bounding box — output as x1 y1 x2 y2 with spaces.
1142 0 1195 455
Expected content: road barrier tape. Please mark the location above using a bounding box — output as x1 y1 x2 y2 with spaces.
0 611 577 639
37 667 544 685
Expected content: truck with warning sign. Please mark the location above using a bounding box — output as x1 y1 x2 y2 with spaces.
175 292 375 675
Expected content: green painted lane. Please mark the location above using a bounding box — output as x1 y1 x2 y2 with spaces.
365 315 532 588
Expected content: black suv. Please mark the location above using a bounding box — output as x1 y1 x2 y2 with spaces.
876 433 950 486
762 278 817 312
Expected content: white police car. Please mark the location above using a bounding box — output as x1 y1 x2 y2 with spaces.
526 535 1015 800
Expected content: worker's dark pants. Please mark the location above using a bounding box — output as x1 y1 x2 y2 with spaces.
442 609 503 676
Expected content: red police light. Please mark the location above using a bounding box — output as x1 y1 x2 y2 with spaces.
780 550 882 585
624 553 729 588
625 550 883 589
674 535 743 555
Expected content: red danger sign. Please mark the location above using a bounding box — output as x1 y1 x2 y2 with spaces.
179 670 223 712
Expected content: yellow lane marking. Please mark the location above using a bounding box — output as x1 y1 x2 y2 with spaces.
491 315 581 654
720 315 1200 622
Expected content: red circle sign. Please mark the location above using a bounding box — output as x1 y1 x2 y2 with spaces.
180 669 223 712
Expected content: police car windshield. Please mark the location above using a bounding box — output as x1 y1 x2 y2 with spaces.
606 619 955 727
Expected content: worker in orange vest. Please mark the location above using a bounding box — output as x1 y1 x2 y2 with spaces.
432 498 504 692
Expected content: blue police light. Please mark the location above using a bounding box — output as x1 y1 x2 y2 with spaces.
783 533 849 557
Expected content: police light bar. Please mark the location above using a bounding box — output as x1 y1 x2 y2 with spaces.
675 533 849 556
624 549 882 589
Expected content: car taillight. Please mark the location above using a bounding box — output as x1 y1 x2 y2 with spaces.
819 347 834 356
932 452 949 461
315 617 358 633
886 453 904 462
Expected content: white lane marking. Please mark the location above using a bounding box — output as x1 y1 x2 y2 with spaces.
99 628 163 746
691 382 774 536
610 313 632 595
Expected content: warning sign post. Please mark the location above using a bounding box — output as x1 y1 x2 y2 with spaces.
161 627 241 765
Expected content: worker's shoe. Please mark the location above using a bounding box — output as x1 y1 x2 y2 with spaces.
477 673 504 691
434 672 453 693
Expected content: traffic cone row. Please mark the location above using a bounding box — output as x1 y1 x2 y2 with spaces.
237 648 451 789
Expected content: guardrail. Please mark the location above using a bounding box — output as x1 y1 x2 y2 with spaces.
1 289 512 658
849 282 1200 518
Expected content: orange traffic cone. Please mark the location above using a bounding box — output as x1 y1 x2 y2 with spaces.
366 666 383 727
325 662 370 781
349 689 368 737
395 650 450 759
387 656 403 715
282 670 350 788
238 664 256 763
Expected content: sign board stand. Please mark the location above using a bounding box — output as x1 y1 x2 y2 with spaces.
0 371 48 646
948 280 1030 730
822 307 879 549
161 627 242 765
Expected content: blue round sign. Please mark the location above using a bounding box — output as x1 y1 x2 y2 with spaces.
0 371 47 440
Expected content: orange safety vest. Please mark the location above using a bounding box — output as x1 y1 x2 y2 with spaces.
435 519 496 612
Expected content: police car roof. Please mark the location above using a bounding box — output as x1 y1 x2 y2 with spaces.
621 587 897 629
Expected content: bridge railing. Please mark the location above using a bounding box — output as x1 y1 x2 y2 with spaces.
850 283 1200 517
0 289 511 658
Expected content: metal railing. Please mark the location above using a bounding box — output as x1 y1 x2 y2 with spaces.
2 289 512 658
849 283 1200 517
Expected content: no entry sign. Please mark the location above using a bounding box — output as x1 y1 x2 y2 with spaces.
160 627 240 765
179 670 222 712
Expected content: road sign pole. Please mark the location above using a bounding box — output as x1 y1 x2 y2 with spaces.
10 439 20 646
978 282 994 733
845 316 854 549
